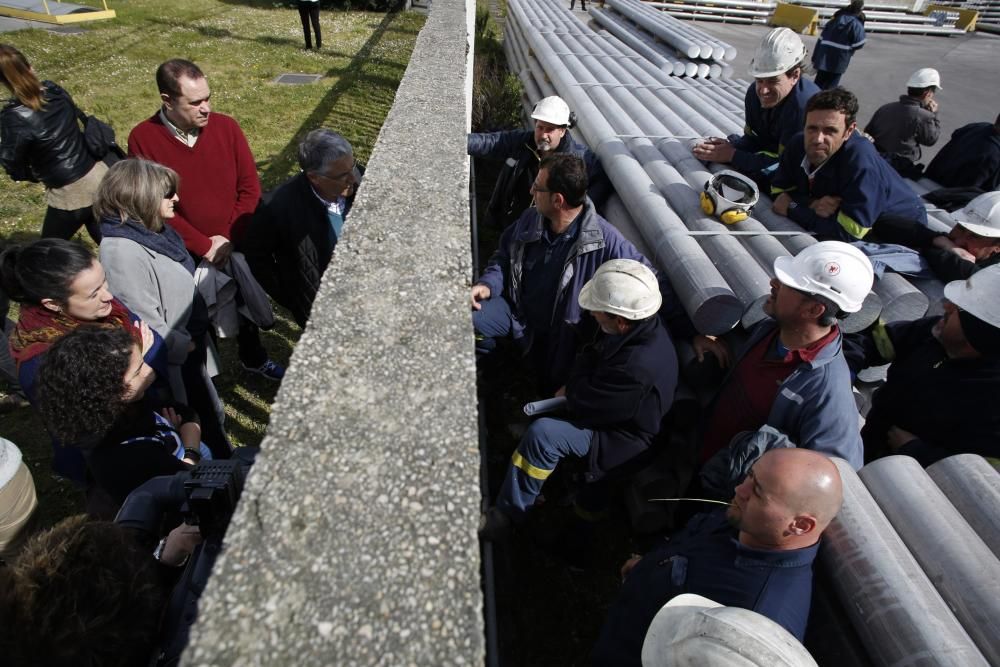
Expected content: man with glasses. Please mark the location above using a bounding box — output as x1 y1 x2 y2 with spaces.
471 153 652 394
242 129 361 328
129 59 284 381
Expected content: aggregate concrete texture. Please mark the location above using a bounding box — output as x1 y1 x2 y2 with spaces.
683 21 1000 163
183 0 484 664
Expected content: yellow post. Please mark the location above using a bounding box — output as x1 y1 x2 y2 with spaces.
770 3 820 36
925 3 979 31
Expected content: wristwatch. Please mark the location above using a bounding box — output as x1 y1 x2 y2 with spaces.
153 537 189 567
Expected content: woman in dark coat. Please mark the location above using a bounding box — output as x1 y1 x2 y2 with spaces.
0 44 106 242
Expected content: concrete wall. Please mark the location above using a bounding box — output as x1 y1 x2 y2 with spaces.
182 0 484 663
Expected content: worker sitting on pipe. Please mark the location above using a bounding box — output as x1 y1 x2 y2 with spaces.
479 260 677 542
770 88 928 243
467 95 612 229
592 448 844 667
692 242 870 471
691 28 818 189
843 265 1000 467
470 154 654 395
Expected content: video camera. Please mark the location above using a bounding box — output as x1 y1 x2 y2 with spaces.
115 447 258 666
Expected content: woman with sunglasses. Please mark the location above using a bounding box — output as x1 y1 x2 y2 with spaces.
96 158 231 459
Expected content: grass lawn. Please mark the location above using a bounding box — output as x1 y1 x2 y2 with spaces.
0 0 425 529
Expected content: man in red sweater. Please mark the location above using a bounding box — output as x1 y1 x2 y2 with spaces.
128 59 284 380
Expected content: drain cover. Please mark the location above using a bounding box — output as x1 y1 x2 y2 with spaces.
274 73 323 85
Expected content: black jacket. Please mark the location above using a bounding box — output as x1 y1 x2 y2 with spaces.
848 317 1000 465
0 81 95 188
240 172 357 327
564 315 678 481
925 122 1000 191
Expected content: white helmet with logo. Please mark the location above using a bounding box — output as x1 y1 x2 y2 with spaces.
906 67 942 90
700 170 760 225
748 28 807 79
642 594 818 667
531 96 572 127
954 191 1000 238
772 241 874 314
578 259 661 320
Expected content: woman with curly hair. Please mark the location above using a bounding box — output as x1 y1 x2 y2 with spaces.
0 44 107 242
36 326 207 508
96 158 231 459
0 238 167 481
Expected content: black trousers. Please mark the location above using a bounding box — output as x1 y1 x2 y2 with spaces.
181 341 233 460
297 2 321 49
41 205 101 244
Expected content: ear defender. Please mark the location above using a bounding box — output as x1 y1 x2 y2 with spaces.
702 170 760 226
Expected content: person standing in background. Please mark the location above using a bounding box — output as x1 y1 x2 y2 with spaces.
298 0 322 50
811 0 866 90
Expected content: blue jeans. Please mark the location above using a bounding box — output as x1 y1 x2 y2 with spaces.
497 417 594 517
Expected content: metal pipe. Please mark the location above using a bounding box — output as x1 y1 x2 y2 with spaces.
872 271 929 323
928 454 1000 559
604 0 707 59
821 458 990 667
859 455 1000 664
508 0 743 333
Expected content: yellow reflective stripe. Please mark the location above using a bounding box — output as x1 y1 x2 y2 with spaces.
512 452 553 481
985 457 1000 469
771 185 797 195
871 319 896 362
777 143 786 155
836 211 871 239
758 150 780 158
574 504 609 522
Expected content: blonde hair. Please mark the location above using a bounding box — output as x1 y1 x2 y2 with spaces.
94 159 179 232
0 44 44 111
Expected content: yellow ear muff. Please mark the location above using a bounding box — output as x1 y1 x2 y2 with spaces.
719 208 749 225
699 191 715 216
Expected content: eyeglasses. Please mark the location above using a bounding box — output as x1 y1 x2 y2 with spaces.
530 181 551 193
316 159 358 183
163 188 176 199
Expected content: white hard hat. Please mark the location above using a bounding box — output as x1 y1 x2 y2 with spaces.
641 594 818 667
531 96 571 126
700 170 760 225
772 241 874 314
944 265 1000 329
906 67 942 90
748 28 807 79
954 191 1000 238
578 259 661 320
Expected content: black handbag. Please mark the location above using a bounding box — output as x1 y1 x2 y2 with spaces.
75 106 126 165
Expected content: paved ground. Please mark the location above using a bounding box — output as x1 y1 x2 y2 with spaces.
566 8 1000 162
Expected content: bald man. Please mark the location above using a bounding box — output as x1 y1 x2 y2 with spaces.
592 449 843 667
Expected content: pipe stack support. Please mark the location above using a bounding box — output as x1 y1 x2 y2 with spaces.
821 458 989 666
859 456 1000 664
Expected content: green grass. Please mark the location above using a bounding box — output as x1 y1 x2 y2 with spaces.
0 0 424 530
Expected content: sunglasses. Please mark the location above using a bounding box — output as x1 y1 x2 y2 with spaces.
163 188 177 199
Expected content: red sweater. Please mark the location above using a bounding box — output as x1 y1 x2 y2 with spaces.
127 112 261 257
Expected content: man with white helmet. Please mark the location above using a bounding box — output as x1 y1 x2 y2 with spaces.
593 448 843 666
479 259 677 539
770 88 928 242
874 191 1000 282
847 265 1000 466
692 28 819 186
695 241 871 470
864 68 942 178
468 95 610 228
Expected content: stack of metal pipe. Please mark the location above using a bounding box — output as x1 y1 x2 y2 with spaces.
503 0 935 335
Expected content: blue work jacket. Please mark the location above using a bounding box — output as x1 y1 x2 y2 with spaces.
771 131 928 241
812 14 866 74
729 77 820 178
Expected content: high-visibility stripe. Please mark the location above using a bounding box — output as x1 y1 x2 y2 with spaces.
512 452 553 481
771 184 797 195
871 320 896 362
757 149 780 159
818 38 853 51
818 38 866 50
836 211 871 239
